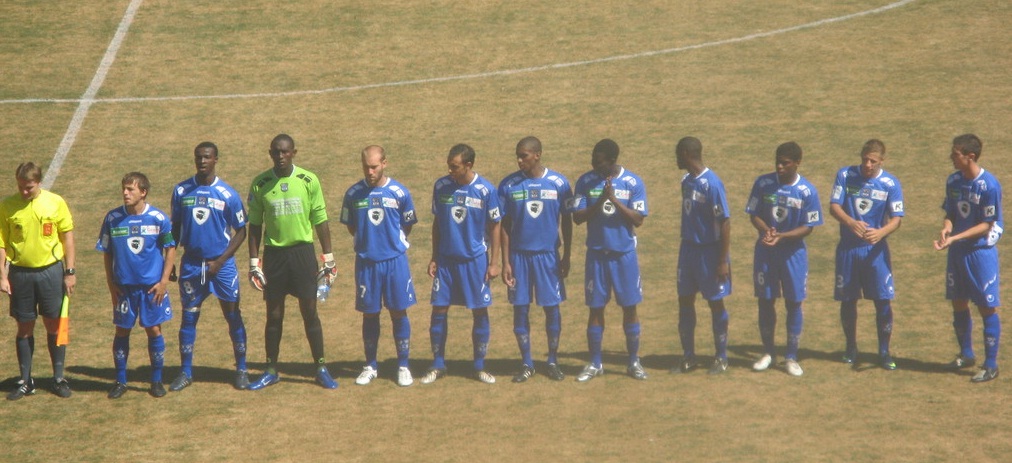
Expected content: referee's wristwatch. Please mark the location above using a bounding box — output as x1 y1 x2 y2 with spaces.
64 268 76 276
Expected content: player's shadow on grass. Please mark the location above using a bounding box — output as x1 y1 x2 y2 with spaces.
727 344 961 375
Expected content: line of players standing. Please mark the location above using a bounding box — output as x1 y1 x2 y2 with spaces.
0 133 1001 400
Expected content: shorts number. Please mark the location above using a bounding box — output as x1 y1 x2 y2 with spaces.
359 285 367 299
757 272 766 286
836 275 844 289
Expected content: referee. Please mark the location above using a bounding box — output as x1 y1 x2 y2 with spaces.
246 134 338 390
0 162 77 400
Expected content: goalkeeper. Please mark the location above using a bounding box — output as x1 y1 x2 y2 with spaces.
246 134 338 390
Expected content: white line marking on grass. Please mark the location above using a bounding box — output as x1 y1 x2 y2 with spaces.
8 0 916 109
41 0 145 189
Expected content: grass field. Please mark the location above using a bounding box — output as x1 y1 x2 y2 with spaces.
1 0 1010 461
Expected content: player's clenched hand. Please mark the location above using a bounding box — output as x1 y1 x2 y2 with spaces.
486 262 501 281
249 258 266 291
933 230 952 251
501 263 515 287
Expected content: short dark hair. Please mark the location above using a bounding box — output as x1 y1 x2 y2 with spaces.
593 139 620 162
448 143 476 165
195 141 219 157
271 133 295 148
952 133 982 159
861 139 886 157
122 172 151 193
676 136 703 160
15 162 42 182
516 136 542 154
776 141 803 162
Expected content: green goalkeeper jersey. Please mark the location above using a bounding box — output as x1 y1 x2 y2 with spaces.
247 165 328 247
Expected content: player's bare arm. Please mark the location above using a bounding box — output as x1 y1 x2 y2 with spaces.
0 248 9 294
500 216 514 287
486 220 502 281
559 212 573 279
829 203 869 238
717 217 731 281
428 220 440 278
150 246 177 304
60 230 77 294
103 252 122 307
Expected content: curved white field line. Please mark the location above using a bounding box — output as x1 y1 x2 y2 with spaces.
23 0 915 187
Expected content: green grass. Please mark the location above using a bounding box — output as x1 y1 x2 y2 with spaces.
1 0 1011 461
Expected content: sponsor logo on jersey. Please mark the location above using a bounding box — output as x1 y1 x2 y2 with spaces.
891 201 903 213
465 197 483 209
511 191 526 201
786 197 803 209
871 190 887 201
451 206 467 224
588 188 603 198
713 204 724 217
182 197 196 206
355 199 369 209
985 205 996 218
368 208 385 226
614 189 630 200
382 197 398 208
404 210 416 223
969 193 980 204
526 200 544 218
692 190 705 202
632 200 645 212
111 227 129 237
540 189 558 200
807 211 820 223
235 210 245 224
268 198 304 216
490 207 501 220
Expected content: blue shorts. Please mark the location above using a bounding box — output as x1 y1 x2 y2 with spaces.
114 285 173 329
677 241 731 301
753 241 808 301
584 249 642 308
356 253 416 313
178 255 240 309
834 243 894 301
430 254 492 309
947 245 1001 308
507 250 566 307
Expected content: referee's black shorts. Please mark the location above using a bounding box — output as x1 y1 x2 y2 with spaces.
262 242 317 301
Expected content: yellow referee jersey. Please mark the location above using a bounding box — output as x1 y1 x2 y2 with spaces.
0 190 74 268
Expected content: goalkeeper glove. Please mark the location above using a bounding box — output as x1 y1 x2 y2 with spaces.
249 258 266 291
316 253 337 287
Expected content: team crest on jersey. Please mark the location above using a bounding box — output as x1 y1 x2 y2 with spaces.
127 237 144 255
526 200 544 218
602 200 616 216
451 206 467 224
192 207 210 225
280 183 289 192
368 208 385 226
958 201 971 218
855 198 872 216
772 206 788 223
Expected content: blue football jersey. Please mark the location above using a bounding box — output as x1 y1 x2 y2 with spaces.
431 173 502 260
571 167 648 253
498 168 573 252
681 168 730 245
746 173 823 242
831 167 904 247
341 177 418 262
942 169 1004 249
171 176 247 258
96 204 176 286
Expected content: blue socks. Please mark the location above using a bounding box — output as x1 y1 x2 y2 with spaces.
224 308 248 372
953 310 974 360
430 310 448 370
363 316 381 369
393 315 411 368
472 311 490 371
587 323 604 368
624 321 641 364
982 312 1001 369
785 300 803 360
544 305 561 365
840 300 858 352
513 305 532 368
678 304 697 360
712 308 729 360
148 334 165 383
178 309 199 377
874 300 893 356
758 298 776 355
113 335 129 384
